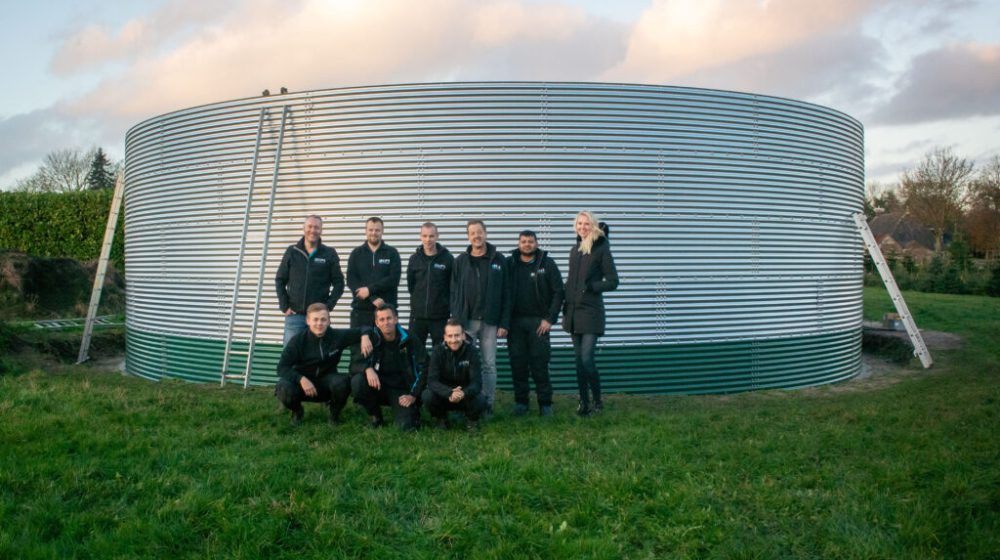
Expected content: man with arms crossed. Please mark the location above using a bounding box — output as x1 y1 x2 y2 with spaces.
275 215 345 343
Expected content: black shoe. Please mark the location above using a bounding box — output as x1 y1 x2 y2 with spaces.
434 417 450 430
328 405 344 425
512 403 529 417
576 403 591 417
368 414 385 429
466 419 480 433
290 407 304 426
592 401 604 415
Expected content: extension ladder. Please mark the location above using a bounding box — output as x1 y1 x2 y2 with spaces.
220 105 290 387
77 172 125 364
854 212 933 368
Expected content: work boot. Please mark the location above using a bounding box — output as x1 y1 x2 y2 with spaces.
539 405 553 417
290 407 304 426
512 403 529 417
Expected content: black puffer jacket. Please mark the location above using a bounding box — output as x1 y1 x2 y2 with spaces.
275 238 345 314
562 235 619 335
407 244 454 320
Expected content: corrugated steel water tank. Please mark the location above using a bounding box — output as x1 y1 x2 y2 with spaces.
124 82 864 393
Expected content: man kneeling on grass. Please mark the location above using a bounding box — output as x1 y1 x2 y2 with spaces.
275 303 372 426
350 303 423 431
422 318 487 432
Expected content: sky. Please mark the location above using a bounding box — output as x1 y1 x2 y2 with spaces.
1 0 998 190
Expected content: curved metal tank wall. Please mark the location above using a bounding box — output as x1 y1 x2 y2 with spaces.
123 82 864 393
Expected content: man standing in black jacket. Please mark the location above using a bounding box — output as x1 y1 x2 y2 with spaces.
349 304 422 431
507 230 564 417
275 215 345 343
406 222 453 375
450 220 510 417
421 319 487 431
347 217 402 329
275 303 372 426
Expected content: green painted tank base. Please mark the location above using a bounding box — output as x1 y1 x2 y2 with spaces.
126 328 861 395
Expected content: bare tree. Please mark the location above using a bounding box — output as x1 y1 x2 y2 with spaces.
865 180 902 218
15 148 96 192
964 154 1000 258
899 147 974 252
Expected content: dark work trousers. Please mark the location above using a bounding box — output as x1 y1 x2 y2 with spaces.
408 317 447 374
507 315 554 407
275 374 350 418
350 309 376 329
350 374 419 430
421 388 487 420
572 333 601 406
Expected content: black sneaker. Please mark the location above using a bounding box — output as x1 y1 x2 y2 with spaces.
512 403 529 416
576 403 591 417
368 414 385 429
434 417 450 430
466 419 480 433
592 401 604 415
290 407 304 426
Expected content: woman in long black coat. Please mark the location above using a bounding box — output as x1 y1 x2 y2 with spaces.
562 211 619 415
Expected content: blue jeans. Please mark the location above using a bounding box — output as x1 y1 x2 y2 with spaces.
466 319 498 408
283 313 307 344
572 333 601 406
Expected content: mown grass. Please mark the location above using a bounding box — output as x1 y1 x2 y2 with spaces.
2 287 998 559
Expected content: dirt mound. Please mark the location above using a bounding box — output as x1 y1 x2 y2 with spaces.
0 251 124 319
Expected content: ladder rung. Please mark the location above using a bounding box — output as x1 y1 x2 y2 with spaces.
226 350 250 356
224 374 248 380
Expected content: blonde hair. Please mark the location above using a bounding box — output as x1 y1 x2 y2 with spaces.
576 211 604 255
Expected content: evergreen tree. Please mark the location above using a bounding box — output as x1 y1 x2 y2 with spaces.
86 148 115 190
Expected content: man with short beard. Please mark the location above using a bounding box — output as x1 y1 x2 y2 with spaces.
275 215 345 343
347 216 402 329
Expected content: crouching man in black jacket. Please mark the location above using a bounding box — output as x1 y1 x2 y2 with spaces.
421 319 487 431
275 303 372 426
350 304 423 431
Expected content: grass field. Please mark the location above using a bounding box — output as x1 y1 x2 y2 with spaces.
2 287 998 559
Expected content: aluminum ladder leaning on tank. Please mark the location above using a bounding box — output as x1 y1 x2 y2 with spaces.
854 212 933 368
220 105 291 387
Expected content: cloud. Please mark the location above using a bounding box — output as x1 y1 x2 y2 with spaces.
65 0 627 119
50 0 248 75
870 43 1000 125
602 0 883 84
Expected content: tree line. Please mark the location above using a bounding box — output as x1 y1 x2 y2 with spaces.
866 147 1000 259
11 147 118 192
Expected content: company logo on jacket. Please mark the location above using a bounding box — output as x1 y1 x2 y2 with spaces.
378 258 392 265
314 258 327 263
491 263 502 271
433 263 447 270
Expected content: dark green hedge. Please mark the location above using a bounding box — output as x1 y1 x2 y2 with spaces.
0 191 124 270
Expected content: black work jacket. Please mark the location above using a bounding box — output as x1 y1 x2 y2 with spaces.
450 242 511 329
426 336 482 398
407 244 454 320
507 248 565 325
346 242 402 312
274 238 345 314
277 326 369 384
349 324 425 397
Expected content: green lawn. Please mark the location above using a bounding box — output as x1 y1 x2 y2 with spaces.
2 287 998 559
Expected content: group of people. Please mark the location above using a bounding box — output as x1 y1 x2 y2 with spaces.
273 212 619 431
